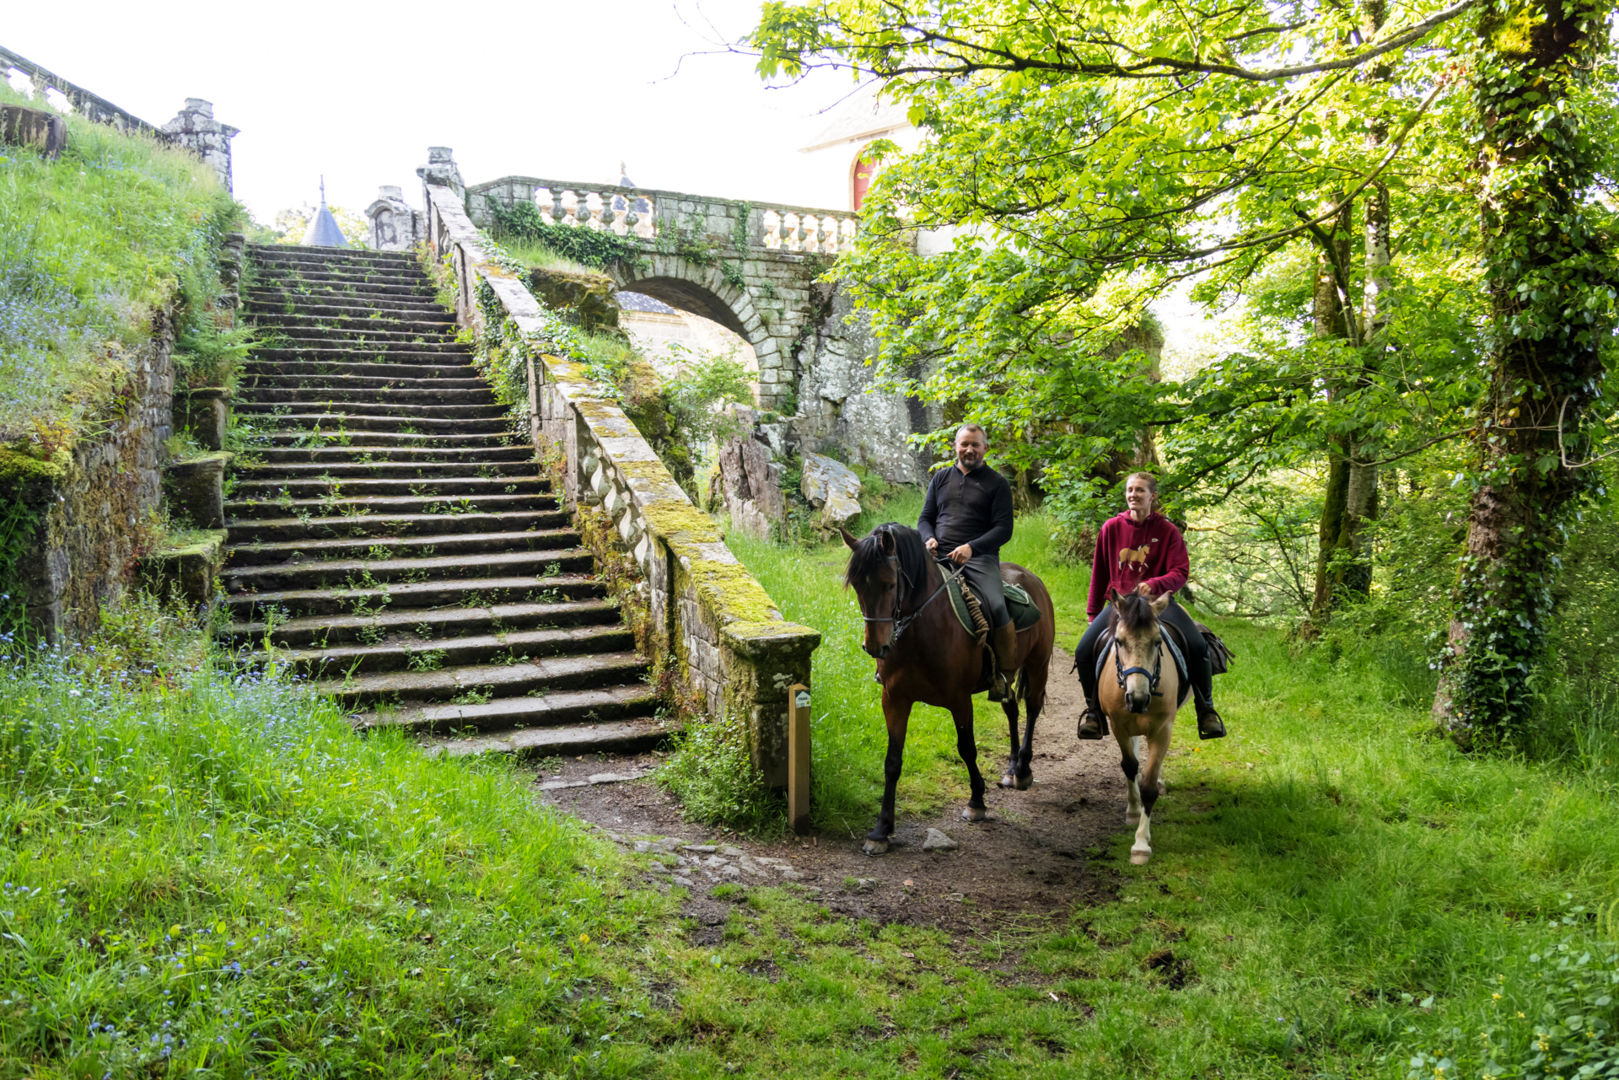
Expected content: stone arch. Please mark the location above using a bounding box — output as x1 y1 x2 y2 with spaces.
609 252 790 406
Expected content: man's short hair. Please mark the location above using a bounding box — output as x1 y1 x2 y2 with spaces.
956 423 987 442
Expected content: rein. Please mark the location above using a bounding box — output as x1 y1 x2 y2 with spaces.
862 555 953 649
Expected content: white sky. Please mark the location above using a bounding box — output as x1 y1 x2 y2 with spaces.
4 0 861 224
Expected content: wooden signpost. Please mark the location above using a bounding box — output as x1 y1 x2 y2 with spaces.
788 683 811 835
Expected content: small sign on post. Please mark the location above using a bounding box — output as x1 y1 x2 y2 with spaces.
788 683 811 835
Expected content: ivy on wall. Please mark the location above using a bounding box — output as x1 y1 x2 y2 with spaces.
485 201 645 272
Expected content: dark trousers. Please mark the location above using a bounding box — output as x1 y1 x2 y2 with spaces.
1075 597 1213 710
958 553 1011 629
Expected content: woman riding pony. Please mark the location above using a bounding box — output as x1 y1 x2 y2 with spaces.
1075 472 1226 741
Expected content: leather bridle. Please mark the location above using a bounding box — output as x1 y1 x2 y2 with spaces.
862 554 951 651
1113 627 1165 698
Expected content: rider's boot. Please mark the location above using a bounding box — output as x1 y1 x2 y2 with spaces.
1076 698 1106 740
1195 695 1226 740
988 621 1019 702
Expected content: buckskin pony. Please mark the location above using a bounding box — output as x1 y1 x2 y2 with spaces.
1093 591 1187 865
842 523 1056 856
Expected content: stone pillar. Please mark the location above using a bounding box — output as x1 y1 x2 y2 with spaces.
416 147 465 201
161 98 239 193
365 185 424 252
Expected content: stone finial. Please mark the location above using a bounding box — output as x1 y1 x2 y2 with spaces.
417 147 464 198
182 97 214 118
378 184 403 200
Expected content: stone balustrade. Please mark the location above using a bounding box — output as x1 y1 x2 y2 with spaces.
466 176 859 255
0 45 236 191
424 180 820 788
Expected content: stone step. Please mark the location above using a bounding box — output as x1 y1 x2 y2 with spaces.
233 460 538 484
249 431 513 452
249 622 637 677
224 545 587 591
223 597 621 649
225 527 578 567
244 279 433 302
318 650 646 707
227 491 554 520
359 683 660 736
249 244 416 266
419 717 672 760
237 413 509 437
231 473 546 499
260 332 463 353
242 373 485 392
238 386 494 408
224 573 603 619
226 508 567 543
249 346 477 366
237 401 507 422
253 265 429 287
244 297 448 321
248 312 456 335
240 360 477 382
251 444 533 465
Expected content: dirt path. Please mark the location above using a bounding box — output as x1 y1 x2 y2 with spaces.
536 672 1156 938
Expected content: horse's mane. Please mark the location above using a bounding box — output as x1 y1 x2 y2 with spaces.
845 523 929 593
1112 592 1158 634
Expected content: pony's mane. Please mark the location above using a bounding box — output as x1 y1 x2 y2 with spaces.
1112 592 1159 634
845 523 928 593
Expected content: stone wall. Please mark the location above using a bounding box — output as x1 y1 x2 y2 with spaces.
366 185 425 252
423 179 820 787
3 309 176 640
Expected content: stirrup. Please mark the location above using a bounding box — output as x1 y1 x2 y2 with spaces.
1076 705 1105 740
1196 705 1226 740
988 668 1012 702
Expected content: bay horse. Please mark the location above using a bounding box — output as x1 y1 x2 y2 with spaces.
1094 591 1187 865
842 523 1056 856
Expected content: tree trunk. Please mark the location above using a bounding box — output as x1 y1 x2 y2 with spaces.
1433 0 1613 743
1310 204 1376 619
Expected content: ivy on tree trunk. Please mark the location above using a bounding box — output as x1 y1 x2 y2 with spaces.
1433 0 1617 743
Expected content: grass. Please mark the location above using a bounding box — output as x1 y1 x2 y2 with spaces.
4 515 1618 1076
0 81 235 444
497 236 599 278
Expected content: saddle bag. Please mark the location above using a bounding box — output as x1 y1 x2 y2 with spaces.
1196 621 1235 675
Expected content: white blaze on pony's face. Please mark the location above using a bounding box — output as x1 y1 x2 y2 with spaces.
1114 593 1172 713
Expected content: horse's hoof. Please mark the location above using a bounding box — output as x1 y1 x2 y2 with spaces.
997 771 1017 789
961 805 987 823
863 837 890 856
1014 771 1033 791
1130 848 1152 866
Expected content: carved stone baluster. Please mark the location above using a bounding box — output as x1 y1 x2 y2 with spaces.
548 188 565 226
761 210 779 249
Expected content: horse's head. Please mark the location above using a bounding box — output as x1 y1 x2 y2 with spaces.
843 524 924 660
1110 591 1170 713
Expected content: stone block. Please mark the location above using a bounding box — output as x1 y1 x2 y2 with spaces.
176 387 229 451
164 452 230 530
0 105 67 159
137 529 227 612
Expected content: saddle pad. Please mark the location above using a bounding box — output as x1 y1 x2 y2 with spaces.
947 575 1043 636
1094 624 1191 708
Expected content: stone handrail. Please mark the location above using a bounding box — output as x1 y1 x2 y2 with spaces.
424 181 820 787
467 175 860 255
0 45 162 137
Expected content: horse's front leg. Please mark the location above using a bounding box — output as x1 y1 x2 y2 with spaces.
865 695 912 856
1117 730 1144 828
1130 719 1172 866
952 700 988 822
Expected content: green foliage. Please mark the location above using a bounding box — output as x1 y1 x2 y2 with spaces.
0 636 662 1076
0 92 235 444
486 200 643 271
1407 910 1619 1080
658 708 784 836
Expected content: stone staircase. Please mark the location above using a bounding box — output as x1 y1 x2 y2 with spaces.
222 244 666 757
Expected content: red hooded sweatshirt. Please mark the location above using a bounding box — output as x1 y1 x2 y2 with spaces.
1086 511 1190 619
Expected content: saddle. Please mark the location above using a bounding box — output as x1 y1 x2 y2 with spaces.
947 573 1043 640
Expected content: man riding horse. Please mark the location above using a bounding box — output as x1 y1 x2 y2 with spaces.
918 424 1021 700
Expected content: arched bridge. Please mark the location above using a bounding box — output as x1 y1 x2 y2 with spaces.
456 162 859 412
